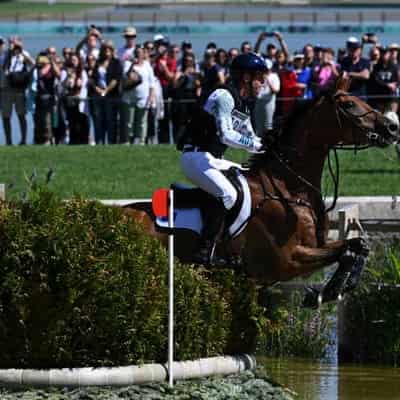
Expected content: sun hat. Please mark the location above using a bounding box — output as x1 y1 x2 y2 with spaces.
153 33 165 42
37 55 50 65
388 42 400 50
293 52 305 60
123 26 137 37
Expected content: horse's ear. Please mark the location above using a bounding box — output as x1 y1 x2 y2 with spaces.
335 73 351 93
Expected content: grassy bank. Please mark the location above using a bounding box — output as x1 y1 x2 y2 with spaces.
0 145 398 199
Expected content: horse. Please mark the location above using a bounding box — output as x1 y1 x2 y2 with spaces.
121 76 399 308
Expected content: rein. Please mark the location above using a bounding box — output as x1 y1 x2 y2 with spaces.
251 92 381 218
234 90 393 239
333 91 381 152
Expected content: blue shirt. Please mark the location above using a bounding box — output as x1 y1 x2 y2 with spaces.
296 67 313 99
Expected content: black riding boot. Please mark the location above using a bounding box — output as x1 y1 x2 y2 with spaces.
191 199 228 266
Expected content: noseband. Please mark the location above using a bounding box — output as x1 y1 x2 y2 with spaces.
333 91 380 149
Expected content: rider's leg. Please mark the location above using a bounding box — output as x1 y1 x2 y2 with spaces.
194 198 228 264
181 151 237 264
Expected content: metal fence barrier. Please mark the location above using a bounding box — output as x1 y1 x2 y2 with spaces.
0 90 399 145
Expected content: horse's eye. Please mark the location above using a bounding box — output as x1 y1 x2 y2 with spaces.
343 101 355 109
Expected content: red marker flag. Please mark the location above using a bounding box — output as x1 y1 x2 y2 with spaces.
152 188 169 218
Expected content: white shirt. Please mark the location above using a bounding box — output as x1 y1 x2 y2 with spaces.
97 66 107 89
117 46 135 63
3 50 31 89
257 72 280 98
122 60 155 108
79 47 99 62
203 88 262 152
0 50 6 88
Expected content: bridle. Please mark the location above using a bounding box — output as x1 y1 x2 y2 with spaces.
253 92 393 218
333 91 392 150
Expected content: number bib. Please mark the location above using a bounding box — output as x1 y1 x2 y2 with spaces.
232 109 254 136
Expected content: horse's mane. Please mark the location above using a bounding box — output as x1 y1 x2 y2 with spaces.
249 92 328 170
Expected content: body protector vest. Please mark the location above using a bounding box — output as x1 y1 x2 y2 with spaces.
177 84 254 158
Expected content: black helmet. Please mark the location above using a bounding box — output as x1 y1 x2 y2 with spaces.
230 52 268 73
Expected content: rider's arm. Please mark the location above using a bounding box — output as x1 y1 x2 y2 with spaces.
203 88 262 152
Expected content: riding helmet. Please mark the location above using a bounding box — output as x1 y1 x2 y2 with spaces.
230 52 268 73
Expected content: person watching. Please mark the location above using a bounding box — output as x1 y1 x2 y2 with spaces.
240 41 252 54
367 46 399 113
2 37 34 145
76 26 101 64
61 53 90 144
201 51 225 98
303 43 316 68
388 43 400 66
254 31 290 64
121 45 155 145
313 48 340 96
117 26 137 63
340 37 370 97
254 58 280 136
31 51 61 145
369 46 381 71
89 40 122 144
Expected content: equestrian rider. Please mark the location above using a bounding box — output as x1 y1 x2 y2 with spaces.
178 52 268 265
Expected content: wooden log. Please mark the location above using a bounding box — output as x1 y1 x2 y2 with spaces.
338 204 360 240
0 184 5 201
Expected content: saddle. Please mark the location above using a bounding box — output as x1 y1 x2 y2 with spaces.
155 167 252 239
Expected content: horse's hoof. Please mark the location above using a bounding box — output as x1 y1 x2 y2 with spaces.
347 237 370 256
226 256 242 270
342 254 367 294
302 286 320 309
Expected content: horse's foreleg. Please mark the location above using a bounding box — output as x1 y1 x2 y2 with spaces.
292 238 369 308
293 241 345 267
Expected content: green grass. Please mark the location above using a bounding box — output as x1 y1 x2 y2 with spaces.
0 145 398 200
0 1 104 18
329 147 400 197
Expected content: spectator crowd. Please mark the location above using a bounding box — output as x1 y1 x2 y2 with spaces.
0 28 399 146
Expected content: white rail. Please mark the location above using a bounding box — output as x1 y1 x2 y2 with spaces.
0 354 256 388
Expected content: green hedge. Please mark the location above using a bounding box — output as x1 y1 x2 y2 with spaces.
341 239 400 365
259 288 333 359
0 187 266 369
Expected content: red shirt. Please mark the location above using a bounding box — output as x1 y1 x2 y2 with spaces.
154 55 176 88
279 69 302 114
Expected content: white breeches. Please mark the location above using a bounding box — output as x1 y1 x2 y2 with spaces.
180 151 241 210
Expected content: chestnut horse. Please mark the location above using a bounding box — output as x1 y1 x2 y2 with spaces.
123 77 399 308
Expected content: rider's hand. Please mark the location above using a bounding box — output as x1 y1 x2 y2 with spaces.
248 137 265 154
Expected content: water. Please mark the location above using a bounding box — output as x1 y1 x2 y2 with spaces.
262 357 400 400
